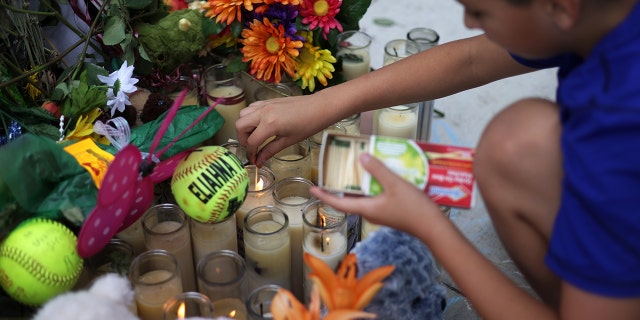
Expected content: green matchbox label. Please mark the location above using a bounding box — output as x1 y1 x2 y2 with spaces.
367 136 429 195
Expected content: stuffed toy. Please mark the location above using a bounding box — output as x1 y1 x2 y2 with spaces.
32 273 235 320
351 227 447 320
136 9 208 73
32 274 138 320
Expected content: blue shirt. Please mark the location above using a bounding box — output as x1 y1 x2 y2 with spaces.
512 1 640 298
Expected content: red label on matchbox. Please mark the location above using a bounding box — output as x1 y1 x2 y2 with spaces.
418 142 475 209
319 132 476 209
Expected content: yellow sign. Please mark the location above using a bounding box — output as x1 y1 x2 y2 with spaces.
64 139 115 188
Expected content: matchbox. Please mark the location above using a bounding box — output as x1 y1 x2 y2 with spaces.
318 132 476 209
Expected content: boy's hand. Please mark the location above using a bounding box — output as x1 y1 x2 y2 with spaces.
236 96 330 167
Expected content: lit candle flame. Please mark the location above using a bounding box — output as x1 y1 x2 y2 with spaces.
229 310 237 318
255 177 264 191
177 302 186 319
319 214 326 227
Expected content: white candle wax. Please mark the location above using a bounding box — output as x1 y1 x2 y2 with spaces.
275 195 309 300
244 220 291 289
340 48 371 81
135 269 183 320
146 221 197 292
212 298 248 319
207 85 247 145
302 231 347 302
377 106 418 139
191 218 238 266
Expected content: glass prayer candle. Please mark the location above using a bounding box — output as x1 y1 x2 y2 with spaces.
165 76 200 107
237 165 276 258
244 206 291 290
130 250 183 320
267 140 312 182
407 27 440 141
336 30 372 81
116 216 146 256
308 124 347 185
254 83 294 101
143 203 197 292
377 103 419 139
272 177 316 301
246 284 280 320
190 212 238 268
382 38 420 66
222 141 249 166
196 250 249 319
205 64 247 145
337 113 361 136
406 27 440 52
162 292 215 320
302 200 348 303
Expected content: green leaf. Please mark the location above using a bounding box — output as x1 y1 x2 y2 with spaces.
125 0 153 10
226 57 248 73
103 16 127 46
83 63 109 86
230 20 243 38
337 0 372 30
202 16 225 36
373 18 396 26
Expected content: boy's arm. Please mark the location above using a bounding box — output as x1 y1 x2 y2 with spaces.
237 34 535 165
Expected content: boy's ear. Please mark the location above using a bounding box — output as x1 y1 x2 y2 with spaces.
546 0 581 30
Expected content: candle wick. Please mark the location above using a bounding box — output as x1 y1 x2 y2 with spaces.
321 231 325 252
260 302 263 317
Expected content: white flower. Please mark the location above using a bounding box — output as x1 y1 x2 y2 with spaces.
98 61 139 117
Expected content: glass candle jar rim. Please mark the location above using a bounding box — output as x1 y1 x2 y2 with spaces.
254 83 294 100
245 165 276 192
272 177 315 207
190 210 236 225
302 200 347 230
130 249 180 286
384 39 420 58
387 104 418 111
162 291 214 317
337 30 372 49
309 123 347 145
244 205 289 235
87 238 135 271
245 284 281 318
196 249 246 286
142 203 188 236
406 27 440 44
273 141 311 161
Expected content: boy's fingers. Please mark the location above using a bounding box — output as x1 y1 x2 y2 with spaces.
359 153 402 189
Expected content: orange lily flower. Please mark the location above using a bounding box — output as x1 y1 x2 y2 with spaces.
271 286 376 320
304 252 395 311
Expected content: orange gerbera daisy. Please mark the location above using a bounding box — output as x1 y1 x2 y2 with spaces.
203 0 263 25
304 252 395 311
240 18 303 83
299 0 343 39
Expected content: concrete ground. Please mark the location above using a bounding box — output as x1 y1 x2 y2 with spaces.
358 0 558 318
